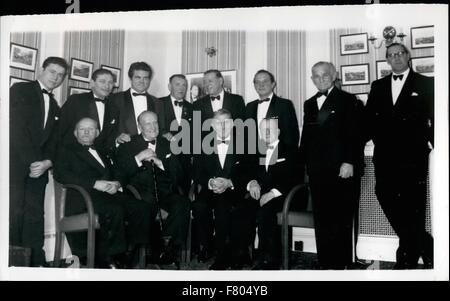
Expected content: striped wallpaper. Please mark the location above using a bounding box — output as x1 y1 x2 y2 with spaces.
9 32 42 82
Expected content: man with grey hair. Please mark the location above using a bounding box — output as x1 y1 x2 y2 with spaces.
299 61 365 269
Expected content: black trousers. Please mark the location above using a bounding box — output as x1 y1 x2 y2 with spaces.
309 174 360 269
67 191 151 263
374 165 433 266
192 189 256 261
9 175 48 266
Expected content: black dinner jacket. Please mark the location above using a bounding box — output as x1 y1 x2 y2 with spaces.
115 134 183 198
365 70 434 172
193 91 246 124
156 95 193 135
10 80 60 180
299 86 365 177
58 91 117 154
245 94 300 149
109 88 157 137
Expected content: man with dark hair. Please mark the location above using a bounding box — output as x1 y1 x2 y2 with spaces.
115 111 190 267
109 61 158 146
246 69 300 150
10 56 68 266
299 61 365 269
54 118 151 269
156 74 193 195
58 68 117 154
365 42 434 269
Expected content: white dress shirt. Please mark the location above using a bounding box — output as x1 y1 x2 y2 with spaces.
131 89 148 133
211 90 225 113
170 95 183 126
257 93 273 138
217 136 230 169
37 81 50 128
317 86 334 110
265 140 281 198
93 93 105 131
391 68 410 105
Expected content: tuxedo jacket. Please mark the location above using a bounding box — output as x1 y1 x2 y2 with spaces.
193 91 246 124
252 142 299 196
365 71 434 175
115 134 183 199
109 89 157 138
245 94 300 149
10 81 60 181
299 87 365 177
156 96 193 135
58 92 117 153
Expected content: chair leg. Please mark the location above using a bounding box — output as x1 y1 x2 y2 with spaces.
86 226 95 268
53 232 63 268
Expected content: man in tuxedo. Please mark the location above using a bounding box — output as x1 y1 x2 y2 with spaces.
10 56 68 266
299 61 364 269
58 68 116 155
109 62 158 146
115 111 190 266
157 74 193 195
365 43 434 269
192 109 254 270
247 118 299 270
246 69 300 151
54 118 151 268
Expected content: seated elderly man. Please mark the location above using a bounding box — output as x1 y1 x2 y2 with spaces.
54 117 151 269
115 110 190 268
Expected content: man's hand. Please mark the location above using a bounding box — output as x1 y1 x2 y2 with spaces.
94 180 111 192
103 181 121 194
260 191 275 207
210 177 231 194
136 148 156 163
339 162 354 179
29 160 52 178
116 133 131 144
248 180 261 200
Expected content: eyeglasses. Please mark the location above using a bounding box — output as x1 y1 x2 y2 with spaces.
387 51 407 58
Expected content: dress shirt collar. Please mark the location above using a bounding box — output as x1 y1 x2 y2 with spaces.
392 68 410 81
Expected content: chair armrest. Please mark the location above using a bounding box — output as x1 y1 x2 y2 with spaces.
126 184 142 201
281 183 308 225
62 184 96 225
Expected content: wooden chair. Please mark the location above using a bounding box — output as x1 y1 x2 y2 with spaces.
53 182 100 268
276 183 314 270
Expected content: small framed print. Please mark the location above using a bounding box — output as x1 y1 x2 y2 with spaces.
69 86 91 95
101 65 121 87
340 33 369 55
355 93 369 106
185 69 236 103
70 58 94 83
10 43 38 72
376 60 392 80
411 56 434 77
410 25 434 49
10 76 32 87
341 64 370 86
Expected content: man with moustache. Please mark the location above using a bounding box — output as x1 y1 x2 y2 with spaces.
365 43 434 269
157 74 193 195
58 68 116 154
10 56 69 266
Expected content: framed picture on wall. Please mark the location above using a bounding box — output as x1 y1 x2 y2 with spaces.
410 25 434 49
101 65 121 87
341 64 370 86
411 56 434 76
10 76 32 87
185 70 236 103
10 43 38 71
70 58 94 83
69 86 91 95
355 93 369 106
340 33 369 55
376 60 392 80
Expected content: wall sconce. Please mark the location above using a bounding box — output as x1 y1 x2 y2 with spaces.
368 26 407 49
205 46 217 57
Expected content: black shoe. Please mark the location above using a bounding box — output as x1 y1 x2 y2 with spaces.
209 259 231 270
231 252 252 270
251 259 279 270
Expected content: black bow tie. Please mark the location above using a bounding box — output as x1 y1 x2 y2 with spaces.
393 74 404 81
93 97 106 103
132 92 147 97
42 89 53 97
210 95 221 101
218 139 229 145
82 144 96 151
147 140 156 146
258 98 270 104
266 145 275 150
316 90 328 98
174 100 183 107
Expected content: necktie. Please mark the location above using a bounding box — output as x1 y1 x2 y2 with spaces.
393 74 404 81
148 140 156 146
133 92 147 97
316 90 328 98
174 100 183 107
210 95 220 101
258 98 270 104
42 89 53 98
94 97 105 104
218 139 229 145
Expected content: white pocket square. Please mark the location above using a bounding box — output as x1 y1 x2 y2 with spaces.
331 110 335 113
54 116 59 120
276 158 286 163
165 154 171 158
411 92 419 96
110 119 116 124
235 161 240 165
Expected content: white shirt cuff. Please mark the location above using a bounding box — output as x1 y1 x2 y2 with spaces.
135 156 143 167
270 188 282 198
